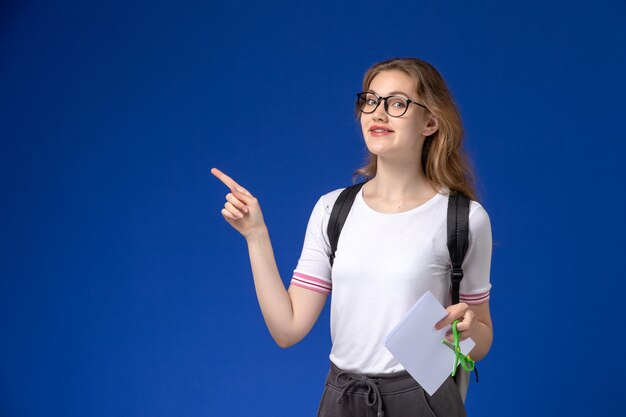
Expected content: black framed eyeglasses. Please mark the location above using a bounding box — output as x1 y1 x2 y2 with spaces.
356 92 428 117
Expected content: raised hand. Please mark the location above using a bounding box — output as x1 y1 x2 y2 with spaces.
210 167 267 240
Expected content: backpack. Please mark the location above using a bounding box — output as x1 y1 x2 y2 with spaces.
326 181 476 402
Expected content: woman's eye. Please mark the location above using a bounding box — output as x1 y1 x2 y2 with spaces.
390 99 407 108
366 99 377 106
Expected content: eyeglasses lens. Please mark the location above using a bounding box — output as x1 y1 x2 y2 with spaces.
357 93 409 117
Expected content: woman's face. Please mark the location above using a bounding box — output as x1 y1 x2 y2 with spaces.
360 70 438 162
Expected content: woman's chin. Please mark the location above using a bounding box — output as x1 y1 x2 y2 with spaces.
364 141 387 154
365 144 392 157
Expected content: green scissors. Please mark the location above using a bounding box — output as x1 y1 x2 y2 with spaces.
441 320 475 376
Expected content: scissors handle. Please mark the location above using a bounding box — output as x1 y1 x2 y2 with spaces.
441 320 475 376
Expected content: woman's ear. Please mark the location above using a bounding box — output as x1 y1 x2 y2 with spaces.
422 114 439 136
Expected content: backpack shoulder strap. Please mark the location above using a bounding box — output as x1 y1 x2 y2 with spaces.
327 182 366 267
447 192 471 305
447 191 475 388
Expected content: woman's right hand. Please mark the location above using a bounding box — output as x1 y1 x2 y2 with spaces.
210 167 267 240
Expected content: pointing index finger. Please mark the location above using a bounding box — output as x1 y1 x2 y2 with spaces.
210 167 241 190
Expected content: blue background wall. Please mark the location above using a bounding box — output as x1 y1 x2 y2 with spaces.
2 1 625 416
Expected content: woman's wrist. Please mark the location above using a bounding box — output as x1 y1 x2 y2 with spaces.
245 225 269 244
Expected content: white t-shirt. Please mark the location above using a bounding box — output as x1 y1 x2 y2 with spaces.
290 186 492 374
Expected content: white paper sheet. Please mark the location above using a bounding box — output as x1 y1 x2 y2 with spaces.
383 291 475 396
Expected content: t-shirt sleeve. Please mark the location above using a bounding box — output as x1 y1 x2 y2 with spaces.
458 202 493 305
290 194 334 295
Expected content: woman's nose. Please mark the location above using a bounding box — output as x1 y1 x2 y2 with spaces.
372 104 388 121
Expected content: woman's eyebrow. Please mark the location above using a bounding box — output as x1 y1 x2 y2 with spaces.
369 89 412 98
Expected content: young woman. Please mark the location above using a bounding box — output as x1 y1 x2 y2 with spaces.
211 57 493 417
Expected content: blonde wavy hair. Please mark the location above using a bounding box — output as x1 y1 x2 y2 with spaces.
353 58 478 201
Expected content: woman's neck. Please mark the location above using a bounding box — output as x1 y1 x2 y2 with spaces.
366 157 436 201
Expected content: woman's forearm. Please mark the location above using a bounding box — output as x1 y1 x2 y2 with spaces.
468 321 493 362
245 227 298 347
